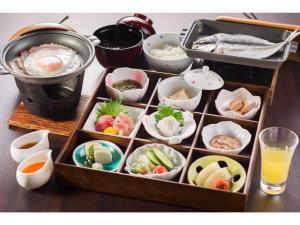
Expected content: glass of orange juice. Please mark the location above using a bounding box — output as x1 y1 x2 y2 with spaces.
259 127 298 195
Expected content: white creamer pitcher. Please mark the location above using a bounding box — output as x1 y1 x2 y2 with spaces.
10 130 49 163
16 149 53 190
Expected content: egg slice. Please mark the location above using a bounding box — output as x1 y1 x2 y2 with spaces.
23 45 81 76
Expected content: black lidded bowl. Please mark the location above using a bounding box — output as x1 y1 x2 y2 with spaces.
93 24 144 67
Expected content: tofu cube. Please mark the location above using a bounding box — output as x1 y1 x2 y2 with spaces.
94 147 112 164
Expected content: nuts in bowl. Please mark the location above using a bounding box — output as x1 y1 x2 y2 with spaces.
215 88 261 120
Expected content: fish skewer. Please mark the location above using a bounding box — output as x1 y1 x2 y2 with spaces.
192 30 300 59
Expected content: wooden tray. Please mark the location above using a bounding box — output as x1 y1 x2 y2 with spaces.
8 95 90 136
55 67 270 211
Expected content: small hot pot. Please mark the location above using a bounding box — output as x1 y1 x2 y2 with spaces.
0 23 99 120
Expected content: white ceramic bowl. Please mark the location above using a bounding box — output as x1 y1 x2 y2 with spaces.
105 67 149 102
201 121 251 154
158 76 202 111
10 130 49 163
16 149 53 190
142 110 196 144
215 88 261 120
72 140 124 172
125 143 186 181
143 33 193 74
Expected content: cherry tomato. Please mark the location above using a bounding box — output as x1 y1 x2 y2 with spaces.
153 165 168 174
212 179 230 191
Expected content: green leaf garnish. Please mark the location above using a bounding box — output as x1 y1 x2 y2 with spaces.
155 105 184 124
87 144 95 162
96 98 128 118
173 111 184 124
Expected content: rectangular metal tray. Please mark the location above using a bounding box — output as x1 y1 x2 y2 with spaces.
54 67 272 211
180 19 296 69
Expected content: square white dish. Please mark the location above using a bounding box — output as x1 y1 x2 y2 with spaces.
82 102 145 138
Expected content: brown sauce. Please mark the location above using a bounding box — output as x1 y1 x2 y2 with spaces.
19 142 38 149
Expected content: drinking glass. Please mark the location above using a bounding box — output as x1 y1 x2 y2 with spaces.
259 127 298 195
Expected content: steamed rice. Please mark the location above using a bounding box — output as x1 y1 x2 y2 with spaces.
149 44 187 60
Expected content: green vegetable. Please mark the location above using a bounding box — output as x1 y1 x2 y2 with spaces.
152 147 174 170
145 150 161 165
96 98 128 119
154 105 184 125
84 144 95 167
130 162 150 174
87 144 95 162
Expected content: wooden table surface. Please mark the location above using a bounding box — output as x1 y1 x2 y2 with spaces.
0 60 299 212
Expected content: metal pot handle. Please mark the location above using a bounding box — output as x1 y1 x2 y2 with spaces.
179 28 188 42
84 35 101 46
0 64 10 76
289 41 298 54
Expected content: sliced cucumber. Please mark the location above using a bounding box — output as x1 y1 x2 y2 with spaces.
152 147 173 170
146 150 161 165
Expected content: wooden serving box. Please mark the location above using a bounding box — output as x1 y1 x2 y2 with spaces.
55 67 271 211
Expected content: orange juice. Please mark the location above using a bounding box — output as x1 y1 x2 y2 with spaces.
261 147 292 184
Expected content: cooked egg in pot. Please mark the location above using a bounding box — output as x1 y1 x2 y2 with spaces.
23 45 82 76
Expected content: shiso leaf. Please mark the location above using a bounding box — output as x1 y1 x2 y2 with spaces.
96 98 128 119
154 105 184 124
173 111 184 125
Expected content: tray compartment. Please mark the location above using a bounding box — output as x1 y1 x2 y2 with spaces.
58 129 131 165
119 138 191 182
96 67 161 105
150 79 211 114
195 114 258 158
182 148 250 193
136 106 203 148
80 97 146 139
207 81 268 122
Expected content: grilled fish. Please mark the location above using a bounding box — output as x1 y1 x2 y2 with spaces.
192 30 300 59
